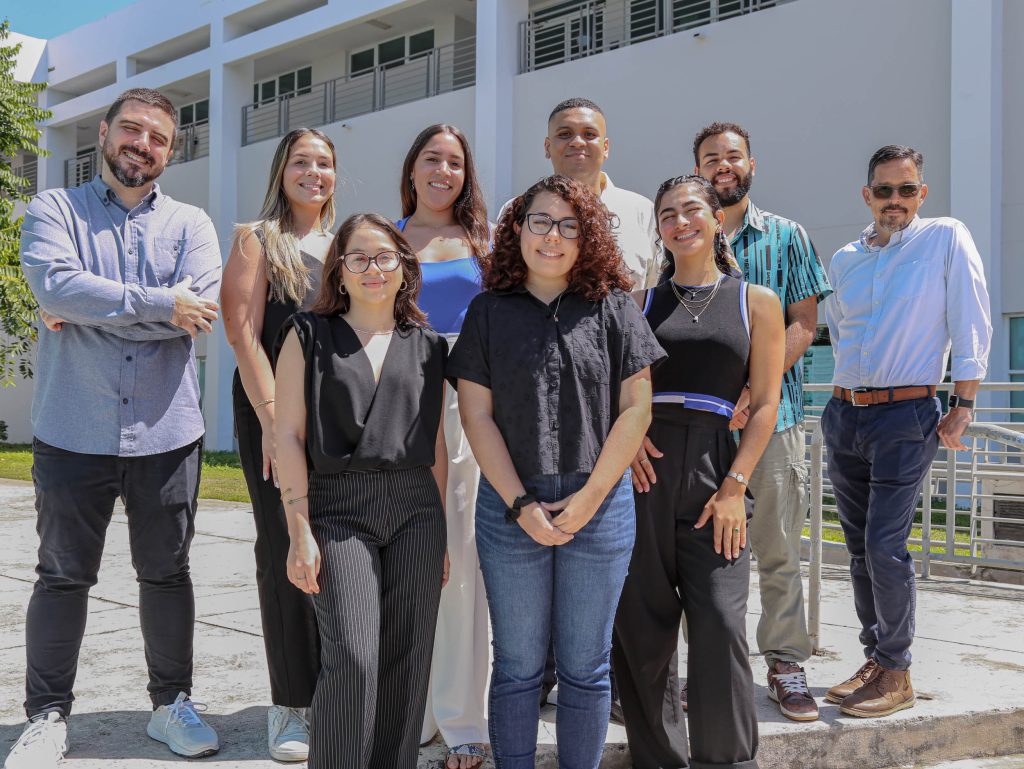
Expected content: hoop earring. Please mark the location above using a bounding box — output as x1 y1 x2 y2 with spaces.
339 284 347 295
400 280 408 291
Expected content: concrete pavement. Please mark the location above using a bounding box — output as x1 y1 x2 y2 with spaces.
1 478 1022 768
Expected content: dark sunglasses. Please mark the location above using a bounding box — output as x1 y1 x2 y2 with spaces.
526 213 580 239
870 183 922 200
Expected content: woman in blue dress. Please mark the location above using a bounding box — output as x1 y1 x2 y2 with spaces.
396 123 491 769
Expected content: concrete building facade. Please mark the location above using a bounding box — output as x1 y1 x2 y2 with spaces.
4 0 1021 449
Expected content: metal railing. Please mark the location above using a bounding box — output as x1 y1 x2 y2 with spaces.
805 382 1024 651
65 152 98 188
12 153 38 196
519 0 792 72
168 121 210 166
242 36 477 146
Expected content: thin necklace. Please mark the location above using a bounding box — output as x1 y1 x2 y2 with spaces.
552 289 568 322
347 322 396 335
669 276 723 323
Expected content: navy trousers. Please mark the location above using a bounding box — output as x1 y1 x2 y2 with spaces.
821 396 940 670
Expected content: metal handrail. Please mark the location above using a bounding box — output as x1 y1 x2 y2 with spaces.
806 400 1024 652
242 36 476 146
518 0 792 73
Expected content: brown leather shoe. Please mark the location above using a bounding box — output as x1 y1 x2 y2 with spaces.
839 666 915 718
825 658 880 704
767 661 819 721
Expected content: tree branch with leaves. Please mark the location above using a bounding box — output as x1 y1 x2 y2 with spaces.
1 18 51 385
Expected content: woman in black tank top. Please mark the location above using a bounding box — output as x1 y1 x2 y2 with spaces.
612 176 784 769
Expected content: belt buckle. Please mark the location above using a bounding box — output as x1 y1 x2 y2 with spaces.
850 387 871 407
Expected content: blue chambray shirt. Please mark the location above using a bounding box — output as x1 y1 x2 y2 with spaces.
731 201 832 432
20 176 222 456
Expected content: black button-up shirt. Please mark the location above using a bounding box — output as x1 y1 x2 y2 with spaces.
447 286 665 478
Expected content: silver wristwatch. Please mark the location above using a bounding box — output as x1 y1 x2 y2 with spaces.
726 471 748 486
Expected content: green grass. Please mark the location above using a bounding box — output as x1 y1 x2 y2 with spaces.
0 444 251 503
804 511 973 557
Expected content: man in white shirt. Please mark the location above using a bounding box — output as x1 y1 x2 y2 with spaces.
822 145 991 718
502 97 659 290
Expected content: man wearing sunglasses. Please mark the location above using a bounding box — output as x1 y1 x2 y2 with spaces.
692 121 831 723
822 145 991 717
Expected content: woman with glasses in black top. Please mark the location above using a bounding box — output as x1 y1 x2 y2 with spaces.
275 213 449 769
448 175 664 769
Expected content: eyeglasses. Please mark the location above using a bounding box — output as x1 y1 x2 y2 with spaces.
526 213 580 239
342 251 403 273
870 183 923 200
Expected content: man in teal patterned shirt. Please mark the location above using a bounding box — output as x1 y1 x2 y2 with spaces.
694 121 832 722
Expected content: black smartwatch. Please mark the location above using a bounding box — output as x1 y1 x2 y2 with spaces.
505 493 537 524
947 395 975 411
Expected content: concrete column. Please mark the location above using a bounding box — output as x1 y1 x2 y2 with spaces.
474 0 529 214
203 58 254 450
38 123 76 190
950 0 1004 401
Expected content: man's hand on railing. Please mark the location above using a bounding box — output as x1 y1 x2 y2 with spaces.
937 407 972 451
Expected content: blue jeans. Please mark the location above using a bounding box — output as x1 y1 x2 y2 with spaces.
821 396 940 670
476 472 635 769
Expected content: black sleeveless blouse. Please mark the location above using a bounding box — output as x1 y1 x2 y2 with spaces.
643 274 750 419
278 312 448 474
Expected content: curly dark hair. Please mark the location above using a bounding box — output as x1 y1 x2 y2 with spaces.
482 175 630 301
311 213 427 328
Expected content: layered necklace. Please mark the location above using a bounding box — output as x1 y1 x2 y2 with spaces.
669 274 724 323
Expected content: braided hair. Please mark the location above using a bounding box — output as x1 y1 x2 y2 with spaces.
653 174 740 282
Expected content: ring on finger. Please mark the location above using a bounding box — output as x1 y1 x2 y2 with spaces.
640 458 651 465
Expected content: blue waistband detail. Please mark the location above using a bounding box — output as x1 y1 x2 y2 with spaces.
651 391 736 418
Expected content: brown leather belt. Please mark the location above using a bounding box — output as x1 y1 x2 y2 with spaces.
833 385 937 407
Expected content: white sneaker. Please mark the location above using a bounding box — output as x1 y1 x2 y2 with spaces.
147 692 219 758
4 712 68 769
268 705 309 762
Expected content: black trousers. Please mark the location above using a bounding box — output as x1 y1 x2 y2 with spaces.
233 373 320 706
612 409 758 769
25 437 202 718
307 466 446 769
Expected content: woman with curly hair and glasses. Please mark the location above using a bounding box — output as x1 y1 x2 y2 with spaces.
448 175 665 769
274 213 450 769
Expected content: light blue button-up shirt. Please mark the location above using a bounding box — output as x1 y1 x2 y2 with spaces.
825 216 991 389
20 176 222 456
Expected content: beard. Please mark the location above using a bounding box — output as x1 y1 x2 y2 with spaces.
102 139 160 188
712 170 753 207
877 205 911 234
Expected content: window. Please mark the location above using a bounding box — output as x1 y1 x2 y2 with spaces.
178 99 209 127
1011 317 1024 423
349 29 435 75
529 1 605 70
252 66 312 107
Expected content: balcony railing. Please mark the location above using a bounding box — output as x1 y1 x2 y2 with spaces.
65 152 99 188
11 153 38 196
168 121 210 166
242 36 477 146
519 0 792 72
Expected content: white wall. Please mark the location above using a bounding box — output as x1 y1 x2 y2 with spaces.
159 157 211 212
1002 0 1024 317
236 86 476 224
10 32 47 84
510 0 952 270
0 371 35 444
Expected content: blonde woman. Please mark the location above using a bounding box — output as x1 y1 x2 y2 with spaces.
396 123 490 769
222 128 336 763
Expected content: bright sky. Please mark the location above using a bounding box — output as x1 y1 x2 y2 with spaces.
5 0 141 39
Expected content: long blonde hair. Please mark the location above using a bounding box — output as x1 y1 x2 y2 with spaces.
236 128 337 304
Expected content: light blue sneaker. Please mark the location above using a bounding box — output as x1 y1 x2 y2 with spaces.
4 712 68 769
147 692 219 758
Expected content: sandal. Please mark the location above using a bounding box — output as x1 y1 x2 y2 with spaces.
447 743 486 769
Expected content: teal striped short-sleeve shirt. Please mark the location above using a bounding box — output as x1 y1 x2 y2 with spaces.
732 202 832 432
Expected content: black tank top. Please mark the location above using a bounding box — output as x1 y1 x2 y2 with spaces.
642 273 750 420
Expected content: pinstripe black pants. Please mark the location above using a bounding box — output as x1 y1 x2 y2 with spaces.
307 466 446 769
